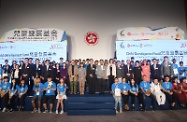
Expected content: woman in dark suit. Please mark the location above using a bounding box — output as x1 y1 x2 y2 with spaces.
12 64 22 85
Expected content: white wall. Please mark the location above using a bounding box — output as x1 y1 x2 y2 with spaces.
0 0 186 60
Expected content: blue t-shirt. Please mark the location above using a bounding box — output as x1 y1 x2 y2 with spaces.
178 66 187 79
33 83 44 96
17 85 28 94
44 81 56 96
10 85 19 96
0 82 10 92
162 82 172 91
57 83 67 95
172 64 178 76
121 82 130 92
140 81 151 92
111 83 122 91
130 84 139 92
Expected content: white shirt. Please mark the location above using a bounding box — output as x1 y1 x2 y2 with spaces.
14 70 19 78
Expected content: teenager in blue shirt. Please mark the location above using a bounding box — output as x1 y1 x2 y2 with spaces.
129 78 144 111
56 78 67 114
17 79 28 111
8 78 18 112
111 77 123 113
162 75 175 109
172 59 179 78
140 75 155 111
121 77 130 111
178 61 187 81
43 76 56 113
0 77 10 112
31 77 44 113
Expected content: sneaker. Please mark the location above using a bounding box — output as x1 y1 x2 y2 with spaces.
2 108 6 112
49 110 52 114
43 110 48 113
38 110 41 113
9 109 13 113
119 109 123 113
116 110 118 114
31 108 37 113
56 110 58 114
60 110 64 114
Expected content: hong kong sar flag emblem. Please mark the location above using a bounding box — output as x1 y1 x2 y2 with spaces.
84 32 99 46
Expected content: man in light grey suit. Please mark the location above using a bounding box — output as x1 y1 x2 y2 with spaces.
161 56 173 78
96 59 107 94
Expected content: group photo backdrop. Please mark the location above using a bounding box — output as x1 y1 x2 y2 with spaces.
116 40 187 66
0 0 186 60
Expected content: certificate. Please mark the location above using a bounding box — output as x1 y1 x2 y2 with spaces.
36 92 40 95
173 69 178 74
115 88 121 96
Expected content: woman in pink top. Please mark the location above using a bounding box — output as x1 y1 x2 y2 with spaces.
141 60 150 82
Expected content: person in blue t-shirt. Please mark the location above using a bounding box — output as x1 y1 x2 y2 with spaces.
43 76 56 114
111 77 123 114
162 75 175 109
56 78 67 115
31 77 44 113
172 59 179 78
121 77 130 111
0 76 10 112
17 79 28 111
129 78 144 111
8 78 18 112
178 61 186 81
140 75 155 111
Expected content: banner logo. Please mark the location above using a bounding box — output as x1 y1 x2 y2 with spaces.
84 32 99 46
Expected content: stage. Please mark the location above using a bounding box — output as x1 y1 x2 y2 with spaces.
0 110 187 122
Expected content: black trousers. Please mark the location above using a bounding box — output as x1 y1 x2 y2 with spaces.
8 95 17 110
134 77 142 85
142 93 155 109
98 78 105 94
88 77 95 94
108 75 114 90
2 93 9 108
164 92 175 104
130 92 144 106
17 94 26 108
122 94 129 105
15 78 20 85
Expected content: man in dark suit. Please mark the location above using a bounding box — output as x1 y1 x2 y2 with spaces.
32 59 42 79
150 58 162 81
124 59 134 82
87 59 97 94
22 58 32 92
41 60 53 83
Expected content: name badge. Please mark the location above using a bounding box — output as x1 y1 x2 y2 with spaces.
129 69 132 70
155 68 158 69
36 92 40 95
10 92 14 96
119 68 122 69
27 67 29 68
38 68 40 70
49 69 51 70
103 69 105 71
168 65 171 67
47 90 50 93
92 68 95 70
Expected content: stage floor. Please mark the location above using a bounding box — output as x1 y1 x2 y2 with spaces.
0 110 187 122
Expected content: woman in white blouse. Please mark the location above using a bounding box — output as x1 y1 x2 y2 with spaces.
151 78 166 106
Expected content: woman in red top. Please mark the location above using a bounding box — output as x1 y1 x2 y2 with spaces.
141 60 150 82
181 78 187 105
172 77 186 107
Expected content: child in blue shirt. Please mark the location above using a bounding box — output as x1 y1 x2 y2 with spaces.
121 77 130 111
31 78 44 113
111 77 123 113
56 78 67 114
178 61 186 81
129 78 144 110
140 75 155 111
43 76 56 113
8 78 18 112
0 76 10 112
162 75 175 109
17 79 28 111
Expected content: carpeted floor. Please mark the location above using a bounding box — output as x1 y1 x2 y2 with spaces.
0 110 187 122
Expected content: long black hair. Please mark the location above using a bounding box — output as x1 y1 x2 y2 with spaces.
129 78 138 88
10 78 17 90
